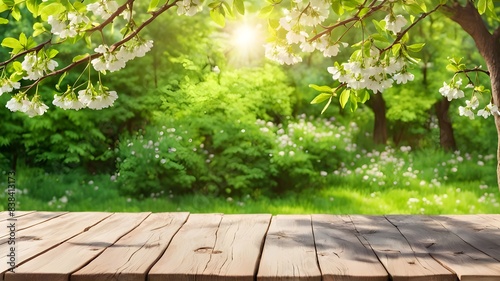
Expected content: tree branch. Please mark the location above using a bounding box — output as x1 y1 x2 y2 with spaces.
309 0 388 42
0 38 52 68
380 3 444 53
20 0 180 92
457 67 490 76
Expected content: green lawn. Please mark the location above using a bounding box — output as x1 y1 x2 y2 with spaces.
5 147 500 214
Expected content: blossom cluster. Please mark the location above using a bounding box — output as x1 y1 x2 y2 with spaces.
439 80 499 119
21 52 58 81
91 39 153 72
327 48 414 93
53 82 118 110
176 0 203 16
87 0 119 20
0 79 20 96
6 93 49 117
48 12 90 39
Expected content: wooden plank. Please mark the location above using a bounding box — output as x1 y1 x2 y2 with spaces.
350 215 454 281
3 212 67 233
71 212 189 281
480 214 500 226
0 212 112 276
312 214 388 281
5 212 150 281
432 215 500 261
387 215 500 281
200 214 272 280
148 213 223 281
257 215 321 281
0 212 35 222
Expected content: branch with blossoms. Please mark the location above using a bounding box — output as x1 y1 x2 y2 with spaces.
439 57 495 120
263 0 445 112
0 0 243 117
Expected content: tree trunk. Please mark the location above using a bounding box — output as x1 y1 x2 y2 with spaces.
434 99 457 151
446 1 500 189
366 93 388 145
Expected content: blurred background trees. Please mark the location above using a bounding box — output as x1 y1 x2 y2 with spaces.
0 3 497 201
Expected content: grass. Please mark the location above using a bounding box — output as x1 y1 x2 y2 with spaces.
4 146 500 214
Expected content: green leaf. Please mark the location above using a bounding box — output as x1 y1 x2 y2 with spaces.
47 48 59 58
233 0 244 15
0 18 8 24
311 93 333 104
331 0 344 15
72 53 89 62
19 32 27 46
309 84 333 92
11 5 21 21
477 0 486 14
1 37 21 49
349 94 358 112
339 89 350 109
56 72 67 91
26 0 40 16
12 61 22 72
259 5 274 17
148 0 160 12
358 7 370 18
406 43 425 52
2 0 14 7
358 90 370 103
210 8 225 27
446 64 459 72
221 1 233 17
0 3 9 13
392 43 401 55
39 2 66 21
372 19 386 34
268 18 279 29
33 22 46 37
321 97 332 114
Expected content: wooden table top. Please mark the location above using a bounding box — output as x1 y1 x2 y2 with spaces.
1 212 500 281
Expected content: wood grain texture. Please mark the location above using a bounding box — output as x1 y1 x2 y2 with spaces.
0 212 66 235
432 215 500 261
1 212 35 222
387 215 500 281
312 214 388 281
257 215 321 281
350 215 454 281
0 212 112 276
148 213 223 281
5 212 149 281
71 212 189 281
200 214 272 281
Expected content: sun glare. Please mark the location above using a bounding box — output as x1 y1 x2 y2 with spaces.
233 24 259 49
227 21 265 66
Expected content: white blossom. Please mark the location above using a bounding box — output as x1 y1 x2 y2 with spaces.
176 0 202 16
393 72 415 84
48 12 89 39
91 44 126 72
0 79 20 96
459 106 474 119
78 83 118 110
384 14 407 34
439 79 465 101
264 43 302 65
286 30 308 44
87 0 119 20
477 103 499 118
22 53 58 80
6 93 48 117
53 93 85 110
